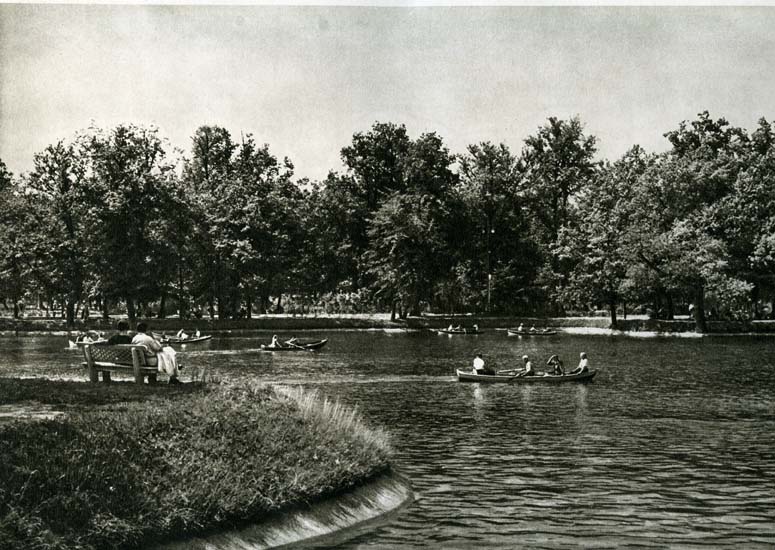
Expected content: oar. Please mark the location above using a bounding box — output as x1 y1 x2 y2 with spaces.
285 340 312 352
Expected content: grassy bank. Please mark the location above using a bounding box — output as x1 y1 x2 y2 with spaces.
0 379 392 550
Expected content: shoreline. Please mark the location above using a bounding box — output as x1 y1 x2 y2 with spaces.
2 314 774 337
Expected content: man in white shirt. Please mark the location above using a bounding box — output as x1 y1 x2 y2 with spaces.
517 355 535 376
472 353 485 374
570 352 589 374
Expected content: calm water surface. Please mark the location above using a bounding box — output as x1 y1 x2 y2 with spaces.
2 330 775 548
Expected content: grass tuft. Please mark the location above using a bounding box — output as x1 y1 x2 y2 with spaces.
0 379 392 550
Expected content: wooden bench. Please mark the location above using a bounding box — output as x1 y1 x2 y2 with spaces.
81 344 159 385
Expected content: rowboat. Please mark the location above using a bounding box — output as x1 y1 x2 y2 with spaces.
435 328 483 335
456 368 596 383
71 338 108 348
153 333 213 344
507 329 558 336
260 339 328 351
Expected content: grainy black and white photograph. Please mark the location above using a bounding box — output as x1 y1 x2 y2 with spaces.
1 4 774 549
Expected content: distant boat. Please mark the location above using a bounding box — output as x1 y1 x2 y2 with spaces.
153 332 212 344
71 338 107 347
434 328 483 335
456 369 596 383
507 328 558 336
260 339 328 351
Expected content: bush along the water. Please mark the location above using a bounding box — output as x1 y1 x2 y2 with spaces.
0 383 393 550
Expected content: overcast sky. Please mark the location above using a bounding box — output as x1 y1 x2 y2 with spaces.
1 5 774 180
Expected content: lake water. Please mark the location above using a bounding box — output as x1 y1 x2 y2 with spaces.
2 330 775 548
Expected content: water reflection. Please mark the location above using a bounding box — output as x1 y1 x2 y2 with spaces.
2 332 775 548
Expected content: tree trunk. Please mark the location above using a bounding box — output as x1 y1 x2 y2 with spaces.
275 294 282 314
13 300 20 319
693 286 707 333
102 296 110 321
126 297 136 321
246 293 253 319
751 283 760 320
390 299 397 322
158 292 166 319
609 296 618 329
665 292 675 321
66 300 76 326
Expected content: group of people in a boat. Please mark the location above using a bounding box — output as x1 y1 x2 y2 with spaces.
472 351 589 377
447 324 479 332
515 323 553 334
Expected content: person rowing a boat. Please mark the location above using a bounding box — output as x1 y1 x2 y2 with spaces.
285 336 304 349
176 328 189 340
516 355 535 376
269 334 280 348
546 354 564 375
569 352 589 375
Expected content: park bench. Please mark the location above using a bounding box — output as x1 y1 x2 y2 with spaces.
81 343 159 385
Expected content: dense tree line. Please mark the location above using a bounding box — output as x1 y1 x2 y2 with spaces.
1 112 773 330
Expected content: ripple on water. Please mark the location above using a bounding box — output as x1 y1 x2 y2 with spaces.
3 332 775 548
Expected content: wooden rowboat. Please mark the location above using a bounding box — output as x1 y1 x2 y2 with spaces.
507 329 558 336
260 339 328 351
456 368 596 383
435 328 483 335
154 334 213 345
72 338 108 347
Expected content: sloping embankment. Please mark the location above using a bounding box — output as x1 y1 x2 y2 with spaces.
154 473 413 550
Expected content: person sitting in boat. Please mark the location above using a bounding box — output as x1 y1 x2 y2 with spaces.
529 325 537 333
195 329 201 338
516 355 535 376
176 328 189 340
269 334 280 348
472 353 485 374
286 336 299 346
569 352 589 375
517 323 524 332
546 354 564 375
77 330 101 343
447 324 454 331
107 320 132 345
543 327 552 333
472 324 479 332
472 353 495 375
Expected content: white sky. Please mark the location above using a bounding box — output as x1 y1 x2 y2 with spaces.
1 5 774 180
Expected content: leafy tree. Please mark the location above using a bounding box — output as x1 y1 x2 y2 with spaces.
455 142 538 312
557 146 650 326
24 142 90 324
0 160 35 318
81 124 179 320
519 117 598 309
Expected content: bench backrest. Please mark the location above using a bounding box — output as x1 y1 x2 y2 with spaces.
82 344 150 366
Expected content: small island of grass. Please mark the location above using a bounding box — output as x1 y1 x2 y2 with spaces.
0 379 393 550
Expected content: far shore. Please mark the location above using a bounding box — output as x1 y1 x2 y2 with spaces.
1 313 774 336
